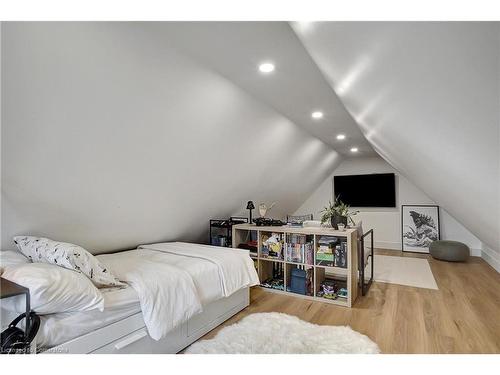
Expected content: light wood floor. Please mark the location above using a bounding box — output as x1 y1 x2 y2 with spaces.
197 249 500 353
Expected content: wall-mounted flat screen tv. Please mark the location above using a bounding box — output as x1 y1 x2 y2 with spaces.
334 173 396 207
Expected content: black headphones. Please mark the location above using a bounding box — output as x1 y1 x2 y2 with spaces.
1 312 40 354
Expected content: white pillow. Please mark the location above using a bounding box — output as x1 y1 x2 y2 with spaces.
1 263 104 314
0 250 31 270
13 236 125 288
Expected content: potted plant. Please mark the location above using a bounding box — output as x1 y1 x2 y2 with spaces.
320 196 359 230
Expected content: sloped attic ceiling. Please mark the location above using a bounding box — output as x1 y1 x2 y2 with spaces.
143 22 374 156
1 22 343 253
292 22 500 255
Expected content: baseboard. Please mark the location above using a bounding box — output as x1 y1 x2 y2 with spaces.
481 246 500 273
374 241 401 250
374 241 483 258
470 248 482 257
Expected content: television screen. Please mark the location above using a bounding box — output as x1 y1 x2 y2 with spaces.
334 173 396 207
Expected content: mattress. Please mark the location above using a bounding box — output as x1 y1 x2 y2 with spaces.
36 285 140 350
34 249 225 349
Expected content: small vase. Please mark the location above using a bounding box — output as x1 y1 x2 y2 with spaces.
331 215 347 230
258 204 267 218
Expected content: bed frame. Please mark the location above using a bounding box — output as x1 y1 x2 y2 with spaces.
42 287 249 354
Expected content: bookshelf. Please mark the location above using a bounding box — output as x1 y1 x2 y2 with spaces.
232 224 359 307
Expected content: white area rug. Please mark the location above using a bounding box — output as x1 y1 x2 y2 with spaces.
186 312 380 354
369 254 438 290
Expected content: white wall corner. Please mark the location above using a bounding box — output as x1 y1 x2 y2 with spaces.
481 244 500 273
293 171 336 220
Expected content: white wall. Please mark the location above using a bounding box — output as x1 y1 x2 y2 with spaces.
293 22 499 269
0 24 2 247
295 156 482 254
481 244 500 273
1 22 342 253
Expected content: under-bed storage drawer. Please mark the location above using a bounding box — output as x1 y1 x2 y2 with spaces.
52 287 249 354
91 324 185 354
187 288 248 337
91 328 151 354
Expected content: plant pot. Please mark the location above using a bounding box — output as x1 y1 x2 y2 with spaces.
331 215 347 230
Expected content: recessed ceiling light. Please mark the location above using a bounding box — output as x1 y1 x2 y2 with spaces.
258 62 275 73
311 111 323 119
336 134 346 140
350 147 359 153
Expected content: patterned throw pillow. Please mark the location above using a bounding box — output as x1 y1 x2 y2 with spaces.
13 236 125 288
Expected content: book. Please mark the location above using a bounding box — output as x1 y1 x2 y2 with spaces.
286 234 313 264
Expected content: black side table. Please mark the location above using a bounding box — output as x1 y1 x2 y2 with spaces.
0 277 31 338
209 216 248 247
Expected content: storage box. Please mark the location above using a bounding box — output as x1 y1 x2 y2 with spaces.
289 268 307 295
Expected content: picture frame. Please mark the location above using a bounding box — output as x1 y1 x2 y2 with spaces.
401 205 440 253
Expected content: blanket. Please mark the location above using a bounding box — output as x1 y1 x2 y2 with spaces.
99 250 202 340
138 242 259 297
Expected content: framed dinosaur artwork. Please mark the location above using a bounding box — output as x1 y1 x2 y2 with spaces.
401 205 440 253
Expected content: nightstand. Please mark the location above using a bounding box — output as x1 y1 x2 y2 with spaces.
0 277 31 336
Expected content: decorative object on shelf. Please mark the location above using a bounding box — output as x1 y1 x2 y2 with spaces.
260 262 284 290
209 216 248 247
401 205 440 253
258 202 276 218
238 242 258 253
320 196 359 230
337 223 345 231
253 218 286 226
246 201 255 224
338 288 348 298
334 242 348 268
286 213 313 227
261 233 284 259
429 240 469 262
316 279 339 299
302 220 321 228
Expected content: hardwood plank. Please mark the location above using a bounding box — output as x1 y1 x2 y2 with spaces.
193 249 500 353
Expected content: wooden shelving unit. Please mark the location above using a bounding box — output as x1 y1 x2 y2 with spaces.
232 224 359 307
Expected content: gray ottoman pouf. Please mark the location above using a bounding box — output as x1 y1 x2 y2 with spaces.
429 240 470 262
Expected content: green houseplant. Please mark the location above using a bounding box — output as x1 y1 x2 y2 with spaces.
320 196 359 229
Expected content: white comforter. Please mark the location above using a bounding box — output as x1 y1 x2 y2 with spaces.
99 250 202 340
138 242 259 297
100 242 258 341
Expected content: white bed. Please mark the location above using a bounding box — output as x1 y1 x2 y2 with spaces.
23 242 257 354
36 286 140 349
43 287 249 354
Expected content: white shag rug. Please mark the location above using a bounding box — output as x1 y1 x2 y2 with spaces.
186 312 380 354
